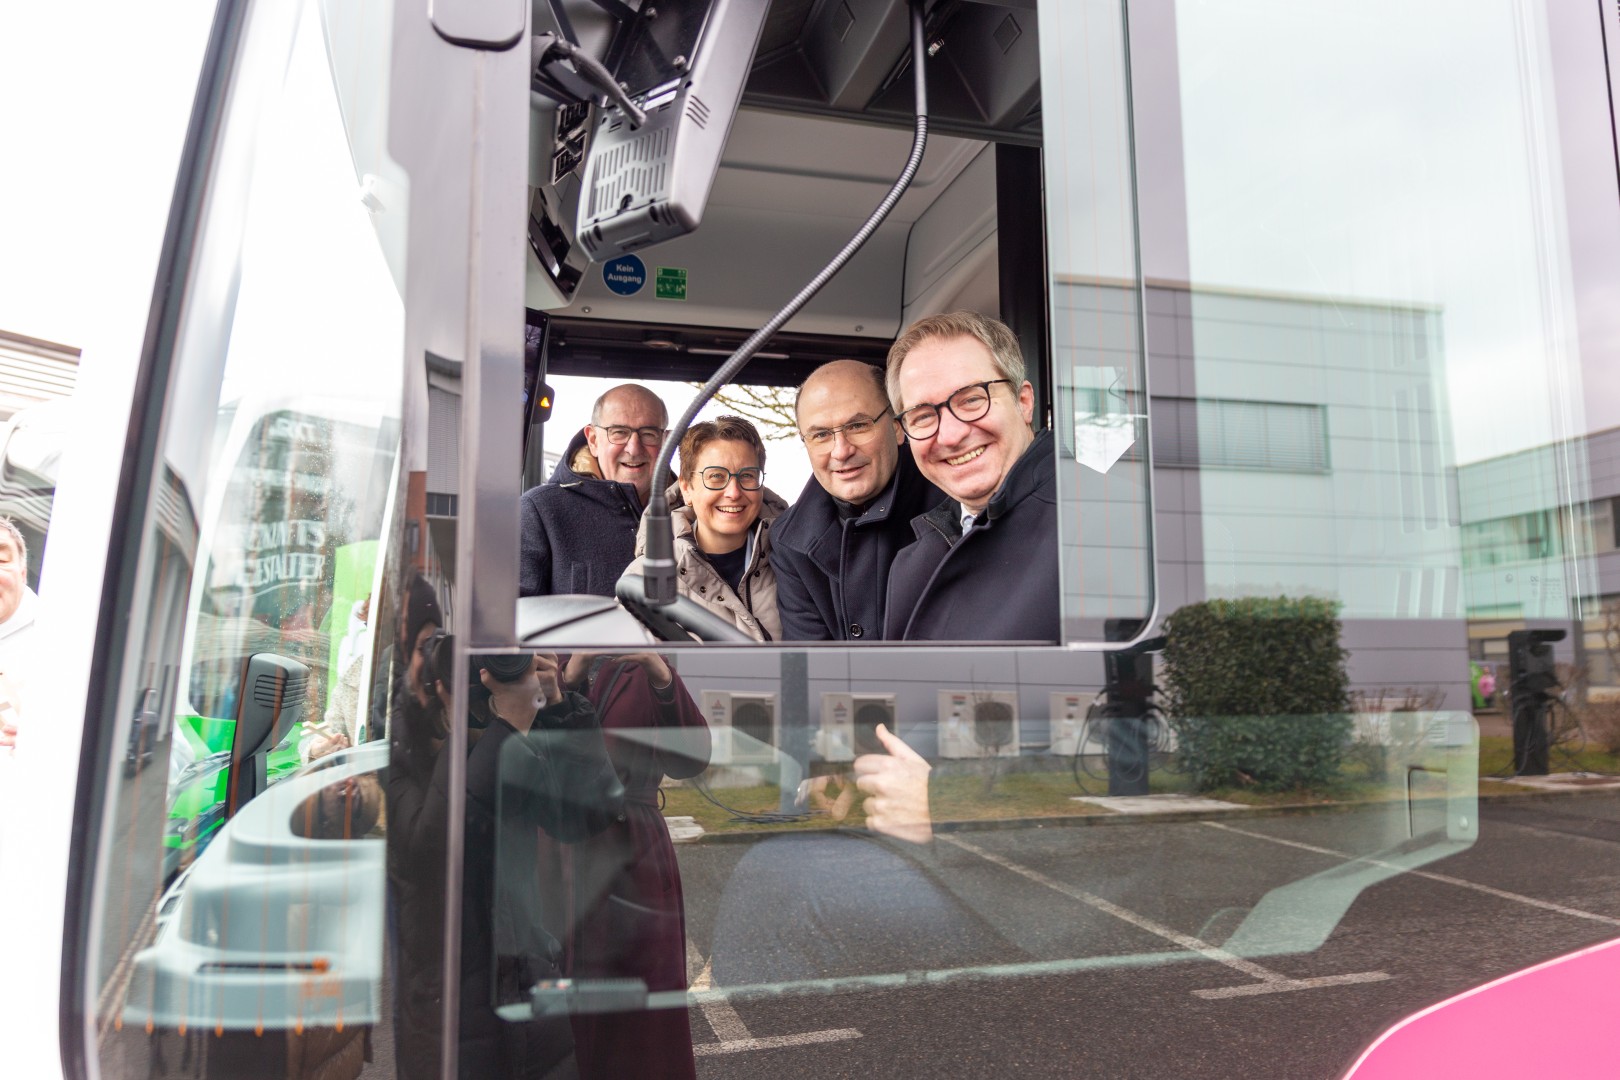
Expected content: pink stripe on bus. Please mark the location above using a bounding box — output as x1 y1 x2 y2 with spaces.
1343 936 1620 1079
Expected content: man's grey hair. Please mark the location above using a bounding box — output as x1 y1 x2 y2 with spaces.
885 311 1026 412
589 383 669 428
0 517 26 566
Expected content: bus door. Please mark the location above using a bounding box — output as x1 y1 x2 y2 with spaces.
54 1 1620 1079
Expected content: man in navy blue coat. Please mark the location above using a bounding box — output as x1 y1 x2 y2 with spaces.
882 312 1060 643
769 360 942 641
520 384 669 597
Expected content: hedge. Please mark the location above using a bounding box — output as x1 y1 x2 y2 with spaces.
1161 596 1351 792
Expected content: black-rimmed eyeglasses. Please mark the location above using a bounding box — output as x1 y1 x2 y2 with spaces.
801 406 893 448
697 466 763 491
895 380 1011 439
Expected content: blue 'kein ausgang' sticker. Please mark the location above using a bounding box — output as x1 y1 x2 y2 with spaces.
602 255 647 296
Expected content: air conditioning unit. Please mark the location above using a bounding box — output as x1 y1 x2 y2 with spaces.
699 690 778 765
817 693 897 763
1049 692 1096 756
937 690 1020 760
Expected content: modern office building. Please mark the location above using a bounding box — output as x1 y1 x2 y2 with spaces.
1458 425 1620 689
684 278 1480 754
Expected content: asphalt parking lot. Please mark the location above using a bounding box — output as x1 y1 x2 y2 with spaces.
89 767 1620 1079
677 793 1620 1079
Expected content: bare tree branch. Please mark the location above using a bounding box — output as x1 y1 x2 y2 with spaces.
692 383 800 441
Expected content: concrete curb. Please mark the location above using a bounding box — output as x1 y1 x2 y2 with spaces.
677 782 1619 845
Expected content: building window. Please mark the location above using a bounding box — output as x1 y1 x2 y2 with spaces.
1564 497 1618 556
1150 397 1329 473
1462 508 1568 569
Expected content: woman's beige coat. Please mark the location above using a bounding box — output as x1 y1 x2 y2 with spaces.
623 484 789 641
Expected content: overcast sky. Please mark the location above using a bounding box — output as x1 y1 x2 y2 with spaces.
1170 0 1620 466
0 4 213 355
1040 0 1620 467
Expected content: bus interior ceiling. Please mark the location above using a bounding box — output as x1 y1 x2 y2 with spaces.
528 0 1046 397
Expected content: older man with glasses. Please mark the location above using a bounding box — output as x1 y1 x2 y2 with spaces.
769 360 942 641
882 312 1059 643
521 383 671 596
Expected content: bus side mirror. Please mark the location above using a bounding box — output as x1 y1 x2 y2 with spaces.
227 653 309 816
535 382 555 424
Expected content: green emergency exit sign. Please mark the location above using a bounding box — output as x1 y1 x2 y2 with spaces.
655 266 688 300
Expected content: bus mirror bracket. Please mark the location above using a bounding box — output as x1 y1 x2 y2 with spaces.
616 573 752 643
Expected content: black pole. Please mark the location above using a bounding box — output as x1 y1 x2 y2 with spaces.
996 143 1051 429
1102 635 1160 796
778 652 810 814
1507 628 1563 776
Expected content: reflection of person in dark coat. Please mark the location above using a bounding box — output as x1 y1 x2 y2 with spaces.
387 622 451 1080
559 653 711 1080
453 653 625 1080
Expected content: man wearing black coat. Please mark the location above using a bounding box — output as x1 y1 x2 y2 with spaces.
882 312 1060 642
520 384 669 597
826 315 1060 851
770 360 942 641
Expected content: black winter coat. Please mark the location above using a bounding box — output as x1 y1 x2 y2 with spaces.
883 430 1060 643
454 692 626 1079
770 453 942 641
563 658 709 1080
521 431 654 597
386 696 448 1080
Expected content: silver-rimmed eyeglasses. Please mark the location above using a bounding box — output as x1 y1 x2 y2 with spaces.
595 425 667 446
801 406 893 449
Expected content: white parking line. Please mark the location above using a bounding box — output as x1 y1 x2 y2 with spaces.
1202 821 1620 928
686 941 862 1055
1194 971 1393 1000
692 1029 866 1057
940 835 1278 981
941 835 1390 1000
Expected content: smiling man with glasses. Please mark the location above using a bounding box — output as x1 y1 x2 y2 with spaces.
520 383 671 597
883 312 1059 643
769 360 943 641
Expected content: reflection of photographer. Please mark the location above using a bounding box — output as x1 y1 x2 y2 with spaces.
388 629 455 1080
457 653 625 1079
558 652 710 1080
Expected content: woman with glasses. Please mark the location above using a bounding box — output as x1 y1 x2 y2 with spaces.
623 415 788 641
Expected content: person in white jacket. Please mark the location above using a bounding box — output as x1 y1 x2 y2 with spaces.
0 517 37 753
302 595 375 762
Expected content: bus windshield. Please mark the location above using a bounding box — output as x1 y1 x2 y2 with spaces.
55 2 1620 1080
